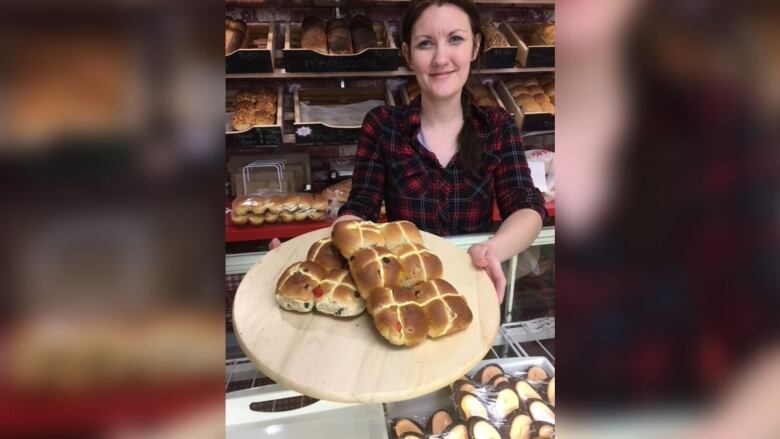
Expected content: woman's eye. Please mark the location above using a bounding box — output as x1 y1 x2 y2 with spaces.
449 35 464 44
417 40 433 49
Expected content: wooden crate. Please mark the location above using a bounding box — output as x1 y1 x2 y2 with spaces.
503 22 555 68
293 84 395 144
226 21 276 74
481 22 520 69
494 79 555 132
283 21 399 72
225 86 284 147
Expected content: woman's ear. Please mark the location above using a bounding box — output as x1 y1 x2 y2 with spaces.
402 42 412 67
472 34 481 61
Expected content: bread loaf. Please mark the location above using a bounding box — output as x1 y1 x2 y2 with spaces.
231 212 248 225
348 246 406 299
301 16 327 53
532 22 555 45
248 214 264 226
225 18 247 54
275 261 328 313
481 22 509 49
307 237 347 272
380 220 423 250
332 220 385 257
327 19 353 54
350 15 377 53
366 286 428 346
315 269 365 317
412 279 473 338
393 243 443 287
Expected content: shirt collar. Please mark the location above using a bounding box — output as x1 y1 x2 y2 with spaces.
402 94 486 140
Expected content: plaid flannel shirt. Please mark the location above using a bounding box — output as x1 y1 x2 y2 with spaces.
339 98 546 236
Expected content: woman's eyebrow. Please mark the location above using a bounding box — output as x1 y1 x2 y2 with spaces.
413 29 466 40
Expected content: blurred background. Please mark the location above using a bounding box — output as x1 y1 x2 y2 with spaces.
0 1 226 438
0 0 778 437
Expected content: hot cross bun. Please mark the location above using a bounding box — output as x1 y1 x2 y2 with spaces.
366 286 428 346
412 279 473 338
332 220 385 258
348 246 406 299
393 242 443 287
315 269 364 317
275 261 327 313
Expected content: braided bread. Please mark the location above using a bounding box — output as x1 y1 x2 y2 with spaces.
275 261 327 313
366 286 428 346
413 279 473 338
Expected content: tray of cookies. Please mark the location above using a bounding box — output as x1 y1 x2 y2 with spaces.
226 87 284 147
232 221 500 404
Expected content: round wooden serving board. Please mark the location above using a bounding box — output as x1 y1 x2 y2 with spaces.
232 227 500 403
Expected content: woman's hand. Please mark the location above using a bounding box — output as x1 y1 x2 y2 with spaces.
269 238 281 250
468 243 507 303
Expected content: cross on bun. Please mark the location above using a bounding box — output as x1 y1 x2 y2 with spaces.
348 246 406 299
332 220 385 258
315 269 364 317
380 220 423 250
366 286 428 346
307 237 346 272
412 279 473 338
393 242 444 286
275 261 327 313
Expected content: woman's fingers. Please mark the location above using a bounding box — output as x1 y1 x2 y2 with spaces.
269 238 281 250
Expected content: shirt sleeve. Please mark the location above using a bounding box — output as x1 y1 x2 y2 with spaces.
493 119 547 222
338 106 387 221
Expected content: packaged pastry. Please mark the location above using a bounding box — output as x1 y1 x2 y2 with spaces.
230 191 327 226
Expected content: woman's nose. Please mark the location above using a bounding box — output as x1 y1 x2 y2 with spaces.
431 46 447 66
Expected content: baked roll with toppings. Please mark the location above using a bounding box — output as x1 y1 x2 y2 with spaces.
366 286 427 346
393 242 443 286
315 269 364 317
348 246 405 299
275 261 327 313
412 279 473 338
307 237 346 272
331 220 385 258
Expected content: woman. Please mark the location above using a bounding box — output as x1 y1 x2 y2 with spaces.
273 0 545 302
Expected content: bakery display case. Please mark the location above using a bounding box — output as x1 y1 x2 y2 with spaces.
225 86 284 147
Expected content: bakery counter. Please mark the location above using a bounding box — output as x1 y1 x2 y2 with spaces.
226 213 334 242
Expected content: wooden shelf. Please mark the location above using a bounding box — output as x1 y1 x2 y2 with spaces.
226 66 554 80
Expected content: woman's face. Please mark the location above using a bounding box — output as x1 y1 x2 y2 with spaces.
403 4 480 102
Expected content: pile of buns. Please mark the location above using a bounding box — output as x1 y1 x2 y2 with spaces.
225 17 248 54
230 88 277 131
504 75 554 114
301 15 378 55
469 83 500 107
482 22 510 49
275 220 473 346
231 193 328 226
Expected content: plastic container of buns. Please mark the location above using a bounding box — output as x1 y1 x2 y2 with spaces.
230 191 329 226
385 356 555 439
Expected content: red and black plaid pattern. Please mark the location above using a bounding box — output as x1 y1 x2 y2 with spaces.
339 99 546 236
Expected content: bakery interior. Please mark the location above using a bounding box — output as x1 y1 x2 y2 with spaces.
225 0 556 437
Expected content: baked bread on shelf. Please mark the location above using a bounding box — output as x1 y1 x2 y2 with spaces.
413 279 473 338
225 17 247 54
366 286 428 346
326 19 353 54
275 261 328 313
350 15 377 53
301 16 327 53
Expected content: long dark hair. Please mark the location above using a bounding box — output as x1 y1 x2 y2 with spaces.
401 0 485 176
